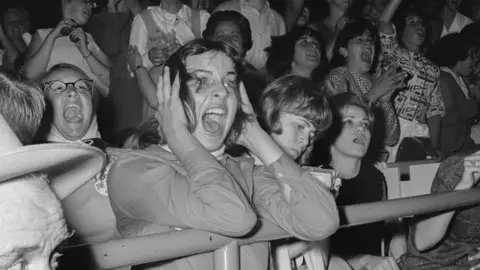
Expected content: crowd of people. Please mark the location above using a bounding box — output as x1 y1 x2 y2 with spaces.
2 0 480 269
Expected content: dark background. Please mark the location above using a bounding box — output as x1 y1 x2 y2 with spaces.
0 0 477 32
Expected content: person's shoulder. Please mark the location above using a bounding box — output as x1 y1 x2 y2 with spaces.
36 28 53 38
361 162 385 181
430 153 468 192
111 146 179 173
214 0 239 12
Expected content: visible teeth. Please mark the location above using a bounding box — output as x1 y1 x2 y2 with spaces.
205 108 226 115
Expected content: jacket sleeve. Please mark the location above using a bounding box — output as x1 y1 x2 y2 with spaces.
252 154 339 241
107 149 257 237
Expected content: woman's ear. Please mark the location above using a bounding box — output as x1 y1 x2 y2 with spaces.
339 47 348 58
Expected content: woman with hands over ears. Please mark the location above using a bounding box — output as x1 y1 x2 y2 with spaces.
400 150 480 269
24 0 111 97
108 39 339 270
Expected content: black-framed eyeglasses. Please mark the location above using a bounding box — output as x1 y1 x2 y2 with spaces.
44 79 94 94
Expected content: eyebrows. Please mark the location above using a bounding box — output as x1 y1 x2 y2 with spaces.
342 115 369 122
188 69 237 78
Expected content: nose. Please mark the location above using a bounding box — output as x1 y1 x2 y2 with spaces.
298 130 311 148
66 86 79 98
212 84 228 99
355 123 366 133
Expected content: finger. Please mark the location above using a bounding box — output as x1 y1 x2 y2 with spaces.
157 75 164 107
162 66 172 103
238 82 253 112
388 258 400 270
171 73 181 101
239 82 249 103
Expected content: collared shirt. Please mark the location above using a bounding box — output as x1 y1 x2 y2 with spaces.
379 27 445 123
129 4 210 69
441 12 473 38
214 0 286 71
108 145 339 270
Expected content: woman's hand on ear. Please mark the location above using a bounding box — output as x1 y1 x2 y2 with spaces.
155 66 188 140
235 82 260 148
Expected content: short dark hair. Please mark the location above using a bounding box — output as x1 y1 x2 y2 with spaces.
427 33 474 68
265 26 328 81
259 75 332 164
330 19 380 71
392 3 430 49
203 11 253 56
127 39 254 149
0 68 45 145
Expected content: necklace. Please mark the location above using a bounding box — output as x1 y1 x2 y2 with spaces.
160 4 180 42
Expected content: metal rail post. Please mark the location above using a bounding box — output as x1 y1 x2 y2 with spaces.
214 241 239 270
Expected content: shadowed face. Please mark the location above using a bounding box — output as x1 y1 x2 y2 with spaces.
63 0 93 25
0 176 69 270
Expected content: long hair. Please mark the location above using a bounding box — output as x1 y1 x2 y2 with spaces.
127 39 255 150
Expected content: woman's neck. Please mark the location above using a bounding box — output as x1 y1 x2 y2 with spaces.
325 6 346 28
346 62 368 76
245 0 267 12
330 150 362 179
291 64 313 78
402 39 422 54
161 0 182 15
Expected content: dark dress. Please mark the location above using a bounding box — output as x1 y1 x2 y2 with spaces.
326 163 387 257
400 153 480 269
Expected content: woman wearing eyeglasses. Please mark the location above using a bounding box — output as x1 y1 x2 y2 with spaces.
37 64 122 261
24 0 111 97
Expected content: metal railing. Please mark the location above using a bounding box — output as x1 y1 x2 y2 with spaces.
68 188 480 269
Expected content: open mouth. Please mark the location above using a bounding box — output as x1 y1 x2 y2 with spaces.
305 50 320 63
353 136 366 146
416 29 425 38
360 48 373 63
63 104 83 123
83 10 91 18
202 106 228 137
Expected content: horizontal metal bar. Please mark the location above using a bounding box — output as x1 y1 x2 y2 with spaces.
69 188 480 269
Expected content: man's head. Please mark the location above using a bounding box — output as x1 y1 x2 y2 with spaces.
0 68 45 145
0 174 69 270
